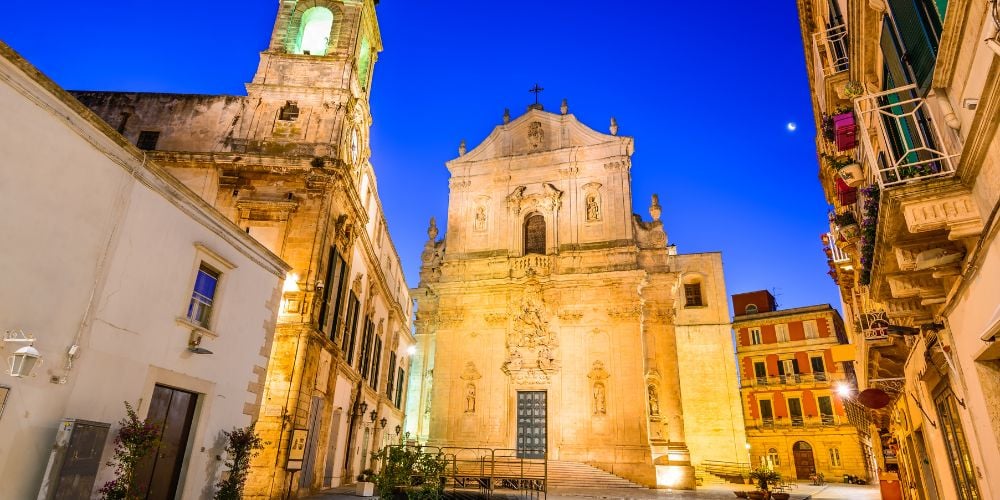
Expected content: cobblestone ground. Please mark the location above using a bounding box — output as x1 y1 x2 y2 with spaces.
306 483 881 500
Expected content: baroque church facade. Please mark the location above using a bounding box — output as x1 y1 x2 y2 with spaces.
72 1 412 498
408 103 747 488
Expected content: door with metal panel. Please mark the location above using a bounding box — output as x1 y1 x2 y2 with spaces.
516 391 546 459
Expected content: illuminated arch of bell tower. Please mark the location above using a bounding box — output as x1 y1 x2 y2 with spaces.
233 0 382 172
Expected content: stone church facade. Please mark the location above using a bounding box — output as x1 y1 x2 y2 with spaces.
408 104 747 488
72 1 413 497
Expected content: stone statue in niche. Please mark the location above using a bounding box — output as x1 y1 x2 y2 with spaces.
528 121 544 149
648 384 660 416
465 383 476 413
593 382 607 415
586 194 600 221
474 206 487 232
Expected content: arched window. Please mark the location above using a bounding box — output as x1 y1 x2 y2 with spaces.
357 37 372 89
767 448 780 467
295 7 334 56
524 213 546 255
746 304 759 314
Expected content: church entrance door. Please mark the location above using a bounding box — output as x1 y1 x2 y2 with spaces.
516 391 547 459
792 441 816 480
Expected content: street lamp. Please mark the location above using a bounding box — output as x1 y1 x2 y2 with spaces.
5 330 41 378
745 443 752 468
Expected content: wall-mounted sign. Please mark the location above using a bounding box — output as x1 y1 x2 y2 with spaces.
286 428 308 470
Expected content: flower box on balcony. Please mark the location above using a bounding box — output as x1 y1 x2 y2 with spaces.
835 178 858 205
837 163 864 186
833 112 856 151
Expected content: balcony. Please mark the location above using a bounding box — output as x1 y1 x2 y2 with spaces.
812 24 850 112
741 372 844 388
749 415 844 432
854 85 960 189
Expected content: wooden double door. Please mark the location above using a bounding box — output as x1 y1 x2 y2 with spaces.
134 385 198 500
793 441 816 480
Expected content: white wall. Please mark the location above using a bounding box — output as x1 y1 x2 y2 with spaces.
0 47 286 500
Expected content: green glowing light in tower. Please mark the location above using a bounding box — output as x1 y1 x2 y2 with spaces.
296 7 333 56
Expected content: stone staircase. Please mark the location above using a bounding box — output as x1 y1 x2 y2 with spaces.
544 460 644 489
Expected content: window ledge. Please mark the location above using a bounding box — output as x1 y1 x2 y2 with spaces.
175 316 218 338
684 305 708 309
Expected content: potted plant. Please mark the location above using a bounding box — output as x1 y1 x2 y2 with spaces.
748 467 781 499
822 153 864 187
214 424 264 500
833 211 860 241
356 469 376 497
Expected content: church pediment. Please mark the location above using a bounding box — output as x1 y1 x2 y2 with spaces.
448 108 632 168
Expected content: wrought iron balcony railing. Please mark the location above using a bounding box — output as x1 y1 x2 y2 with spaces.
750 415 843 431
854 85 960 189
813 24 850 76
742 372 845 388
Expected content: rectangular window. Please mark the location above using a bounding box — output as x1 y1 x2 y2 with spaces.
935 389 982 500
187 264 219 327
750 328 762 345
811 356 827 380
369 336 382 390
342 294 360 365
759 399 774 428
829 447 842 467
886 0 944 92
804 320 820 339
819 395 835 425
386 353 397 398
318 250 347 340
684 283 703 307
775 324 790 342
395 368 405 408
359 319 374 379
788 398 804 427
753 361 768 385
136 130 160 150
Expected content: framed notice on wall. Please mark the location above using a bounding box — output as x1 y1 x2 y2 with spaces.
0 385 9 420
286 428 308 471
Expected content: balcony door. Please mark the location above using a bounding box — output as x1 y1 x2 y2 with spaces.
788 397 804 427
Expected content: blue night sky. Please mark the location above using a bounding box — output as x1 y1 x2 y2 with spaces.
0 1 840 313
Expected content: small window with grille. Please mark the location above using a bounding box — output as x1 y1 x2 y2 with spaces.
684 283 703 307
279 101 300 121
136 131 160 150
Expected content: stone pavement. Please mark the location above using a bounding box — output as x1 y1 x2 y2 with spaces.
305 483 881 500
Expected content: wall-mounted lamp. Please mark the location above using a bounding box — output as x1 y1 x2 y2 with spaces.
379 417 387 429
355 400 368 418
369 410 378 423
395 425 401 436
5 330 42 378
187 331 213 355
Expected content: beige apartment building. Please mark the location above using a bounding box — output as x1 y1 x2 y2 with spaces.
799 0 1000 499
406 102 747 489
0 43 287 500
69 1 414 497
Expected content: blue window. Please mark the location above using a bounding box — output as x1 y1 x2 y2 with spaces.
187 265 220 327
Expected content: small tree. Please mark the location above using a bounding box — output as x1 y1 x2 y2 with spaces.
748 467 781 492
99 402 161 500
214 423 265 500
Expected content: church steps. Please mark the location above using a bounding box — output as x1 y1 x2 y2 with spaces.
544 461 644 489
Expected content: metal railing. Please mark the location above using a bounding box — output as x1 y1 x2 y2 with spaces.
750 415 844 431
742 372 845 388
375 445 547 498
813 24 849 75
854 84 960 189
827 232 851 263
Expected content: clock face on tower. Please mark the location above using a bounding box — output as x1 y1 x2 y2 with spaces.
350 128 360 165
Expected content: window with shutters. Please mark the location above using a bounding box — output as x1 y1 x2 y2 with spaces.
750 328 763 345
885 0 944 93
386 353 397 398
395 368 405 407
829 447 842 467
342 293 360 365
775 323 790 342
318 249 348 339
523 213 546 255
359 318 374 379
369 336 382 389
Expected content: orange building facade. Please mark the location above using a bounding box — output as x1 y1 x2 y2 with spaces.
733 291 874 483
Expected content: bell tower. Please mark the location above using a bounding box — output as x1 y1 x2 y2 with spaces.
231 0 381 168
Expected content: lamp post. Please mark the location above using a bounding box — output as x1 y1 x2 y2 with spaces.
745 442 752 469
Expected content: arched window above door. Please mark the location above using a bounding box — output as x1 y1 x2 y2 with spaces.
524 213 546 255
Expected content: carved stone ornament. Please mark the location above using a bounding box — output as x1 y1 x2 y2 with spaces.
506 184 563 215
484 312 508 326
474 205 487 232
648 384 660 416
334 214 357 251
502 282 560 383
528 121 545 149
460 361 482 381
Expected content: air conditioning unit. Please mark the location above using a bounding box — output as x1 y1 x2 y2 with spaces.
914 248 963 271
36 419 110 500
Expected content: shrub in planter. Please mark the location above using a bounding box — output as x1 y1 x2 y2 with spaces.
214 424 264 500
858 185 881 285
98 402 161 500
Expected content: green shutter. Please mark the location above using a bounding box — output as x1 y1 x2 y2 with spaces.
886 0 940 92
